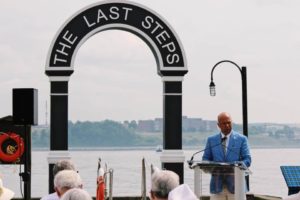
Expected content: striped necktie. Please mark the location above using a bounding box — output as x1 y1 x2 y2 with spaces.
222 137 227 154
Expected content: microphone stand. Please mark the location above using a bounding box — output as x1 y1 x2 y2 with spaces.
187 137 226 168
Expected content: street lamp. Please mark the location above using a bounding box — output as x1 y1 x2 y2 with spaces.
209 60 248 137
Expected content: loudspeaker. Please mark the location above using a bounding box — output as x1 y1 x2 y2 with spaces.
13 88 38 125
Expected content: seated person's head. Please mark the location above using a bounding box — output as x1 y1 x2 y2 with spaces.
54 170 82 197
150 169 179 200
60 188 92 200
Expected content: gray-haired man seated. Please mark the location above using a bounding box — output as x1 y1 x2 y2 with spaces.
54 170 82 197
41 160 76 200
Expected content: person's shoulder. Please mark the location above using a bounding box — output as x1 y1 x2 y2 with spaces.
168 184 198 200
41 192 59 200
232 131 247 139
207 133 220 141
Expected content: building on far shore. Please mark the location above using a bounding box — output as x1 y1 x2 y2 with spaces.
136 116 217 133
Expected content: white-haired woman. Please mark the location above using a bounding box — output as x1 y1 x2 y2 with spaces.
60 188 92 200
54 170 83 197
150 168 198 200
150 169 179 200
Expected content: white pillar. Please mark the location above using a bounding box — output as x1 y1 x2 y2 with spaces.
47 150 71 164
234 166 246 200
160 149 185 163
194 166 201 198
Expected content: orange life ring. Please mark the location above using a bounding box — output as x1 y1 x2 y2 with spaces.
0 132 25 163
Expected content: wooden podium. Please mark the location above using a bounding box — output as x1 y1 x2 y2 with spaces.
188 160 250 200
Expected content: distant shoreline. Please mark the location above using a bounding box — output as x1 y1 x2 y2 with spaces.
32 145 300 151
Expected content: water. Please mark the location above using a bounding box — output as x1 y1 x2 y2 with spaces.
1 148 299 198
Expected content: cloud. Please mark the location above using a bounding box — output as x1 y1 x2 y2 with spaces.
1 0 300 124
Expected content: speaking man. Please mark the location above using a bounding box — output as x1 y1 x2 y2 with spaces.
202 112 251 200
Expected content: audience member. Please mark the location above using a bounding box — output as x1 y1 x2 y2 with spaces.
168 184 198 200
54 170 82 198
41 160 76 200
60 188 92 200
150 168 179 200
0 178 14 200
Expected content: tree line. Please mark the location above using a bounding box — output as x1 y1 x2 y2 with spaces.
31 120 300 148
31 120 161 148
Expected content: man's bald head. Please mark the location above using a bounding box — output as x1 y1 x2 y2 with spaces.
217 112 232 135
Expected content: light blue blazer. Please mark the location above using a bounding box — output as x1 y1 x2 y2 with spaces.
202 130 251 194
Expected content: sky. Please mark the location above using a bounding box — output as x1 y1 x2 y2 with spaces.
1 0 300 124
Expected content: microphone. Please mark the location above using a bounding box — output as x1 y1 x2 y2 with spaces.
187 137 227 167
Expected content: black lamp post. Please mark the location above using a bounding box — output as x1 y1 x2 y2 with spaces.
209 60 248 137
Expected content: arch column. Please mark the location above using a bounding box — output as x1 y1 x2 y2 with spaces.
160 76 185 183
48 76 70 192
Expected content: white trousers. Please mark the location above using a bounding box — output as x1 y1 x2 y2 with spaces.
210 187 235 200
